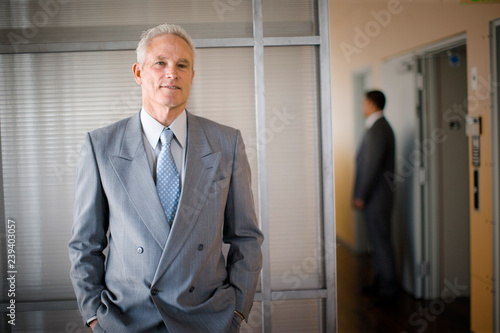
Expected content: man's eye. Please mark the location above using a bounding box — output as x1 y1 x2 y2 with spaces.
178 63 187 69
156 61 165 66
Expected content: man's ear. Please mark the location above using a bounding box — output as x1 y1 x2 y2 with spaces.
132 63 142 85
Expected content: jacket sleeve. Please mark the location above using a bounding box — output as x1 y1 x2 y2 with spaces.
223 130 264 319
354 127 388 202
68 132 108 326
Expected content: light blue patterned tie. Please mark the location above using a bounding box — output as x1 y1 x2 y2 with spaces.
156 128 180 224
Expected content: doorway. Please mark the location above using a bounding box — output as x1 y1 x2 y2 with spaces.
380 37 470 300
420 42 470 298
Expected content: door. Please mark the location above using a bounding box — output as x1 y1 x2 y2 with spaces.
421 43 470 298
380 38 471 301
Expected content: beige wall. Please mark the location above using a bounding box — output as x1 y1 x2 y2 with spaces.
330 1 500 331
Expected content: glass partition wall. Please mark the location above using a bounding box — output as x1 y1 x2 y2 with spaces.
0 0 335 331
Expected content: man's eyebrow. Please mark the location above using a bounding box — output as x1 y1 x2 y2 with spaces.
151 56 191 65
177 58 191 65
151 56 166 63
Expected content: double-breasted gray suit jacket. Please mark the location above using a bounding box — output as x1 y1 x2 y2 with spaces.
354 116 395 212
68 111 263 333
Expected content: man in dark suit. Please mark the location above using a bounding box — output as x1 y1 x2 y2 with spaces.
68 23 263 332
353 90 397 306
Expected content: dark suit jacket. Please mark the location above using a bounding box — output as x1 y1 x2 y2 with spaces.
354 116 395 211
68 111 263 333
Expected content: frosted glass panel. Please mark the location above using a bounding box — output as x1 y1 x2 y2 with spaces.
240 302 263 333
0 50 140 302
263 0 318 37
187 47 259 227
241 300 322 333
0 0 253 44
0 47 258 302
265 46 322 290
271 299 322 332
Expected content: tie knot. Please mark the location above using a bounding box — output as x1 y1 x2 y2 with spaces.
160 128 174 147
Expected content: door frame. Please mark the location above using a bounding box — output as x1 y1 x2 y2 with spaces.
490 17 500 333
416 34 467 299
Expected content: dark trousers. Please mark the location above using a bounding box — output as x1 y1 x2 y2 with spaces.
363 202 397 296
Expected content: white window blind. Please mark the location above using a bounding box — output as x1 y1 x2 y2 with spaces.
0 50 141 302
0 47 257 303
264 46 323 291
0 0 253 44
263 0 318 37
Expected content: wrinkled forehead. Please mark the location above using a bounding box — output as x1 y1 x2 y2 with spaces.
145 34 194 62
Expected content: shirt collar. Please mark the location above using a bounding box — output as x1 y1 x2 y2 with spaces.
140 107 187 150
365 111 384 130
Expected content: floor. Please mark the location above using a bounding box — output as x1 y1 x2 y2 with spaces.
336 243 470 333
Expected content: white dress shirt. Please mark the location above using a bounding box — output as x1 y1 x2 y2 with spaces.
365 111 384 130
140 108 187 187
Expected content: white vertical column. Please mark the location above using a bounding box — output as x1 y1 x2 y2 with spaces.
252 0 272 332
318 0 337 331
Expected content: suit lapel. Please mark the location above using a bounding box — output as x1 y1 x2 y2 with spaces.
109 112 170 249
152 112 221 284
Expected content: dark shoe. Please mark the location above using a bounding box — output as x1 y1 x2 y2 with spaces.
362 284 379 297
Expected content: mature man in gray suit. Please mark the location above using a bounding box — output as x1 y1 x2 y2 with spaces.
353 90 396 307
68 23 263 332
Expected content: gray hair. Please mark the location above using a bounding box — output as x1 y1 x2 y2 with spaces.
136 23 195 68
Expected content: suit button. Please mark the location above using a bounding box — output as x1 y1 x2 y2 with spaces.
151 289 159 296
137 247 144 254
189 286 195 293
197 244 204 251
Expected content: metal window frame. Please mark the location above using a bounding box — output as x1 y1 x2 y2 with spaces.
0 1 336 331
252 1 335 332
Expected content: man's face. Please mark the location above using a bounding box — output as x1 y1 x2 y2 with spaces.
362 97 374 118
134 34 195 113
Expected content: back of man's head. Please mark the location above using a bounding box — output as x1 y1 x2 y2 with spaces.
365 90 386 111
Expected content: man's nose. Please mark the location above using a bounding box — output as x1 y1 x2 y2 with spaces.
165 65 178 79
